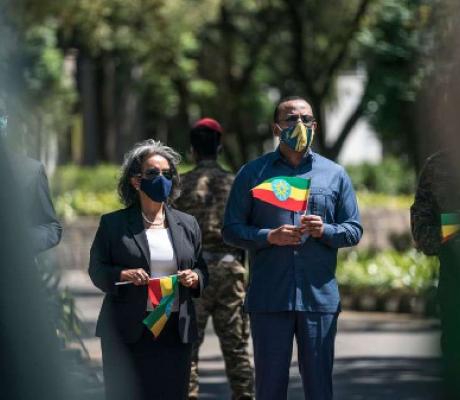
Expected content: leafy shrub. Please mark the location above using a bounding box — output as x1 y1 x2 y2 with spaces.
54 190 122 220
356 191 413 209
337 249 439 295
52 164 120 194
346 157 416 195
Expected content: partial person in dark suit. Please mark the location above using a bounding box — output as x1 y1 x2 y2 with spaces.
0 117 68 400
0 104 62 255
89 139 208 400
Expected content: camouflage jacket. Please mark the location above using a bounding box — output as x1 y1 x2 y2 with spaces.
175 160 237 254
411 151 460 256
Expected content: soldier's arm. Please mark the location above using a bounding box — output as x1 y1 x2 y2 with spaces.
410 157 441 256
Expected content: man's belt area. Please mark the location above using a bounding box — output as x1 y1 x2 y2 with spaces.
202 250 244 264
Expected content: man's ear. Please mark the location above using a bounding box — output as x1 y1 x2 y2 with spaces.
272 123 280 137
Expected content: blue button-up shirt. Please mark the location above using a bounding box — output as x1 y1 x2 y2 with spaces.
222 148 363 313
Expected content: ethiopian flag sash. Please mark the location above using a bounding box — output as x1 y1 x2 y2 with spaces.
251 176 311 212
441 213 460 243
143 275 178 338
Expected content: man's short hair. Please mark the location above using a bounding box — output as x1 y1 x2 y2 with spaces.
190 127 221 158
273 95 310 123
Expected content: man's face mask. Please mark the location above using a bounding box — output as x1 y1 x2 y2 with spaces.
0 116 7 138
277 115 315 153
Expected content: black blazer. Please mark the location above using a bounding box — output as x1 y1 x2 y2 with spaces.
88 205 208 343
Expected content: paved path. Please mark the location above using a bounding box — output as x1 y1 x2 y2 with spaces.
62 270 442 399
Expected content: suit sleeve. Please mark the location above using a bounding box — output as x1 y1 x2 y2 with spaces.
28 164 62 254
190 216 208 298
410 158 441 256
88 216 124 295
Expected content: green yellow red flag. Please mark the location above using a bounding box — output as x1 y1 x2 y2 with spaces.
441 213 460 243
143 274 178 338
251 176 311 212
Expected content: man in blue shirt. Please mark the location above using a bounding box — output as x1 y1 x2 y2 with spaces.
222 96 362 400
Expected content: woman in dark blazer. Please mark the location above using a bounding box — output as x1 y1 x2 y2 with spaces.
89 139 208 400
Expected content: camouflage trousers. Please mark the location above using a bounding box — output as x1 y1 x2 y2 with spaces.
189 255 254 399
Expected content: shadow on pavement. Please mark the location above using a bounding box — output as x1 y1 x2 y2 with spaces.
199 357 442 400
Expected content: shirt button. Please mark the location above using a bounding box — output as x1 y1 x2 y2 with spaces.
294 250 299 255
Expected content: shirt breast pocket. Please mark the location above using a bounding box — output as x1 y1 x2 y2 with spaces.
308 188 335 222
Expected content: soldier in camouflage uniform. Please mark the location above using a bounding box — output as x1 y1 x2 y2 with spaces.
411 150 460 399
174 118 254 400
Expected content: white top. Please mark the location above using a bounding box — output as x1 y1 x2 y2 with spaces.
145 228 179 312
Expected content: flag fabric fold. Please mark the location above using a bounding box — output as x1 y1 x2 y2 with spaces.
251 176 311 212
441 213 460 243
143 274 178 338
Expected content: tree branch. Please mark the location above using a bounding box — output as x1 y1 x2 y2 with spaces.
319 0 372 99
285 0 315 96
327 91 367 160
235 4 279 91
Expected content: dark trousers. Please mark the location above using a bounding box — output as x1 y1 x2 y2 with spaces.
101 313 192 400
439 243 460 399
250 311 338 400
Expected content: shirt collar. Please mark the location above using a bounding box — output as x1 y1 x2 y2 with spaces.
271 146 314 166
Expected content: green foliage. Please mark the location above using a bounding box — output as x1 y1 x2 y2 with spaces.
356 191 413 210
52 164 121 194
1 0 436 168
354 0 432 162
0 9 76 155
337 249 439 294
52 164 121 219
346 157 416 195
55 190 122 220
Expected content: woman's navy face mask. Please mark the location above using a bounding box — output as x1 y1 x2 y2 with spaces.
140 172 172 203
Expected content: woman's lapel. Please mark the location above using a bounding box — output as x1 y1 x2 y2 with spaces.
165 205 183 270
126 206 150 269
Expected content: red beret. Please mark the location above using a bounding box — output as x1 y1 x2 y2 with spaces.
192 117 223 134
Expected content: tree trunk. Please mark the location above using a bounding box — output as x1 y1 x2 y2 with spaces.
115 66 143 162
78 54 100 166
102 56 117 163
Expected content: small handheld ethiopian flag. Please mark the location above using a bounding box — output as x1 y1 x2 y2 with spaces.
441 213 460 243
251 176 311 212
143 275 178 338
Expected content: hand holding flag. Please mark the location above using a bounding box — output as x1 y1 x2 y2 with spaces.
177 269 199 288
299 214 325 238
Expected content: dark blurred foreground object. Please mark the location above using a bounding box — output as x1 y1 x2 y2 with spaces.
411 151 460 399
8 151 62 253
0 102 62 254
0 138 69 399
